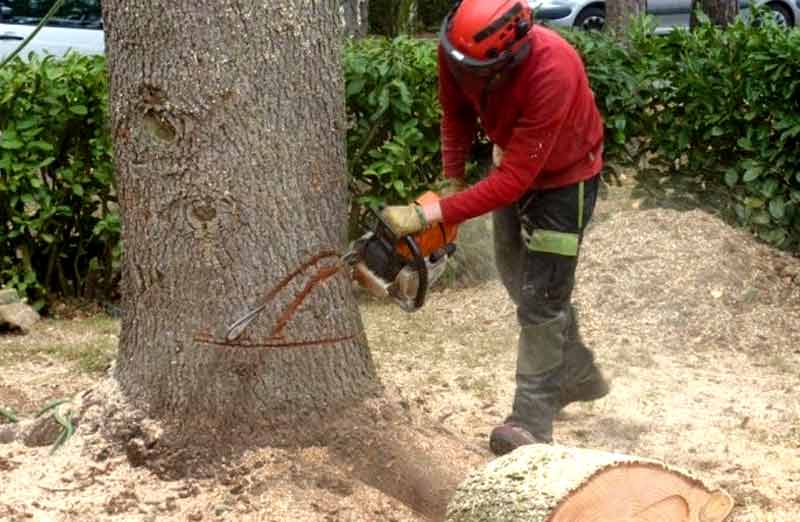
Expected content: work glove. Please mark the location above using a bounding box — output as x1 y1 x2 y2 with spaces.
440 177 467 197
493 144 504 167
382 204 428 237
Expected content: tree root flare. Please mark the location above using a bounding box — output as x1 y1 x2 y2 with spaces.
17 378 489 521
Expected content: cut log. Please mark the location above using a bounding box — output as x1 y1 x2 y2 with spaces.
446 444 734 522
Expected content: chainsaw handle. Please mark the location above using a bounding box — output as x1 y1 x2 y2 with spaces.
401 235 427 310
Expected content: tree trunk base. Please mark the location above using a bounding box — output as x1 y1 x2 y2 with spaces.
45 377 487 521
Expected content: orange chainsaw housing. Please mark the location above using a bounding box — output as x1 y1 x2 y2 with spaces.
395 191 458 260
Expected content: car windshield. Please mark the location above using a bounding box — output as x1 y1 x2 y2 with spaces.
0 0 102 29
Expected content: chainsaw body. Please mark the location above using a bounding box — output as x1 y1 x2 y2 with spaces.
349 192 457 312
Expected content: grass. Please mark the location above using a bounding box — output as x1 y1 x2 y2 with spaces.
0 314 119 373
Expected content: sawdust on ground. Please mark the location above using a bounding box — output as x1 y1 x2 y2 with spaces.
0 174 799 521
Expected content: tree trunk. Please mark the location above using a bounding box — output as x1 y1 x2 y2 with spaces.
341 0 369 37
691 0 739 27
102 0 379 437
367 0 416 36
99 2 482 518
606 0 647 34
446 445 735 522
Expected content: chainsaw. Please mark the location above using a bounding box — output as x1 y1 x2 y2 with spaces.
224 191 457 341
343 191 458 312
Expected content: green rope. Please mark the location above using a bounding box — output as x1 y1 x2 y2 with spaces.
50 408 75 455
0 0 67 69
36 398 70 418
1 399 76 454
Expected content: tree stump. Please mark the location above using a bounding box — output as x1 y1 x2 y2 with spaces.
446 444 734 522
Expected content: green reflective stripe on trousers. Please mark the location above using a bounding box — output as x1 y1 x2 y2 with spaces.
525 230 579 256
522 181 585 256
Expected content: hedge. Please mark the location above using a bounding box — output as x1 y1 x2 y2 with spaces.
1 53 116 309
2 16 799 307
563 15 800 246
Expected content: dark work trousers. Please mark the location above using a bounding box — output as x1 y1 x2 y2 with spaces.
493 173 600 442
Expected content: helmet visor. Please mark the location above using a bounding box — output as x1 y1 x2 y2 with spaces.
438 10 531 79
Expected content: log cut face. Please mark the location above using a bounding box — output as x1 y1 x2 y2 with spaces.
445 444 734 522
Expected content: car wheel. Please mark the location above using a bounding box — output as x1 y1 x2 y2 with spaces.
766 2 794 27
574 6 605 31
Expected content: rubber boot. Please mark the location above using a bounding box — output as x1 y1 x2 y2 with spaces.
490 313 566 456
560 305 609 409
489 364 562 456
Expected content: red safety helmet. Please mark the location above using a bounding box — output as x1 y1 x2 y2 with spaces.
439 0 534 78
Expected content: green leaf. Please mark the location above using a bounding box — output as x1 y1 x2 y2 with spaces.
780 125 800 140
28 140 54 152
346 78 366 97
0 136 23 150
38 157 56 168
724 169 738 187
760 178 780 198
17 118 38 130
745 197 765 209
737 137 754 151
69 105 88 116
44 63 63 80
72 184 84 197
751 211 771 225
742 166 762 183
759 227 787 245
768 197 785 220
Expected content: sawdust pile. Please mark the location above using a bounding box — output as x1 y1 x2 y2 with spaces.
576 208 800 362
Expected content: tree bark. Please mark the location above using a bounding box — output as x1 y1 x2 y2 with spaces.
341 0 369 37
446 445 735 522
99 3 483 518
691 0 739 27
102 0 379 437
606 0 647 34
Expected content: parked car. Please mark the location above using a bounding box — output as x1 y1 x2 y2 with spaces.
530 0 799 32
0 0 103 59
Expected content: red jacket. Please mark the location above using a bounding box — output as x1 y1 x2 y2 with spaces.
438 26 604 225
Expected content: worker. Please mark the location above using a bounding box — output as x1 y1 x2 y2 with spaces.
382 0 610 455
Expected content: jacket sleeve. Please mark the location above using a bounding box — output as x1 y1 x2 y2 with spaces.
438 46 477 181
439 61 578 225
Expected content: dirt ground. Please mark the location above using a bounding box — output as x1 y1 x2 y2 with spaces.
1 172 799 521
